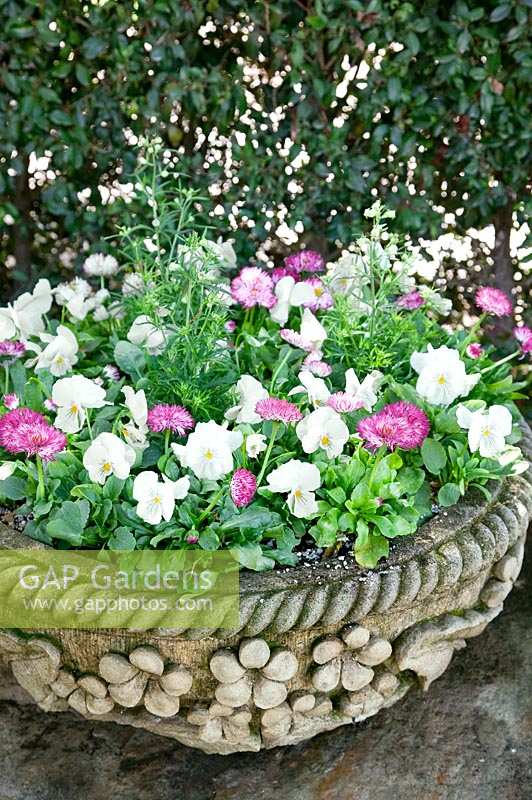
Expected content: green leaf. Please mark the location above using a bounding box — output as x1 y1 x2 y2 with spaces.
103 475 125 501
327 486 347 506
398 467 425 495
81 37 107 59
46 500 90 545
354 522 389 568
75 63 90 86
421 438 447 474
108 526 137 550
230 544 275 571
198 529 220 550
0 475 27 501
490 4 511 22
220 506 281 532
113 341 146 378
437 483 462 507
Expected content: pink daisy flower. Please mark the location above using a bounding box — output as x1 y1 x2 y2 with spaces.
279 328 314 352
284 250 324 274
327 392 361 413
513 325 532 354
466 343 483 359
147 404 195 435
396 291 424 311
230 468 257 508
255 397 303 423
186 534 199 545
102 364 121 382
224 320 237 333
0 408 66 461
3 394 19 410
44 398 57 412
300 278 333 311
0 340 26 360
302 355 332 377
271 266 295 283
475 286 512 317
230 267 276 309
357 402 430 452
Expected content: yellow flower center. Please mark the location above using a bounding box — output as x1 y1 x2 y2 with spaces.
55 356 64 364
152 495 161 505
102 462 112 474
70 403 79 413
437 375 446 385
482 427 491 438
321 434 331 446
294 489 303 499
204 449 214 461
314 286 323 297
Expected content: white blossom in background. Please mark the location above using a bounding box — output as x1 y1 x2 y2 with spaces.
245 432 267 458
34 325 79 376
456 404 513 458
266 459 321 519
290 370 330 408
225 375 268 424
122 272 146 296
296 407 349 459
269 276 314 326
133 470 190 525
326 252 369 296
411 345 480 407
83 253 119 278
418 286 452 316
127 315 168 356
54 278 94 321
205 238 238 271
344 368 383 411
0 279 53 340
172 421 243 481
83 433 136 485
52 375 109 433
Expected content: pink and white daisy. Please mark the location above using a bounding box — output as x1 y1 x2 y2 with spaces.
255 397 303 423
0 408 66 461
230 468 257 508
102 364 121 382
230 267 276 309
271 266 295 283
284 250 324 274
513 325 532 354
300 278 333 311
475 286 512 317
225 320 237 333
280 328 315 352
147 404 195 435
396 291 424 311
3 394 19 410
466 343 483 359
357 402 430 452
0 340 26 361
327 392 361 413
302 353 332 377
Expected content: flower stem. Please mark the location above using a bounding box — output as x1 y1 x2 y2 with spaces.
270 350 291 393
35 456 46 502
256 421 279 488
164 429 171 455
85 410 94 440
460 313 487 351
3 365 8 396
480 350 520 375
197 486 225 525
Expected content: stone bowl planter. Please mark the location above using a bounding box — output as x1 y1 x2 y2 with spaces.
0 426 530 754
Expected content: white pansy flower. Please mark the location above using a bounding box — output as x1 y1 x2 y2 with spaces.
300 309 327 351
456 404 513 458
296 407 349 459
127 315 168 356
326 252 368 295
120 421 149 451
122 386 148 428
266 459 321 519
83 253 119 277
54 278 95 321
344 368 383 411
0 462 16 481
132 471 190 525
225 375 268 424
52 375 109 433
205 237 238 271
245 432 267 458
172 421 243 481
270 276 315 326
498 446 529 475
35 325 79 376
289 370 330 407
0 279 53 340
83 433 135 484
411 345 480 407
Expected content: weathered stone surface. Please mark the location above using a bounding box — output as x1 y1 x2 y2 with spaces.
341 624 371 649
210 650 246 684
108 672 148 708
143 682 181 718
311 657 342 692
77 675 108 699
238 638 270 669
98 653 139 685
356 637 393 666
253 677 287 710
311 636 344 665
129 646 165 676
159 665 193 697
214 675 252 708
340 659 374 692
261 648 298 681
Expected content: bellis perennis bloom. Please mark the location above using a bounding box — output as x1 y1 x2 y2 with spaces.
284 249 324 274
266 459 321 519
0 408 66 461
3 394 19 410
255 397 303 423
230 468 257 508
172 422 243 481
133 470 190 525
514 325 532 354
456 404 513 458
225 375 268 424
411 345 480 407
475 286 512 317
281 309 327 355
147 404 195 435
397 291 424 310
83 433 135 484
0 340 26 361
52 375 109 433
296 406 349 458
357 402 430 452
230 267 276 309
